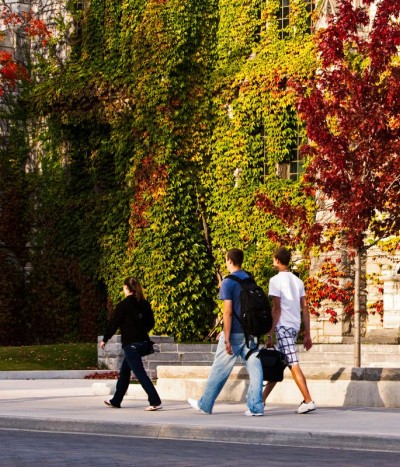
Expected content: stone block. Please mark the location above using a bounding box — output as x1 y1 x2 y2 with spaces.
92 382 116 395
98 335 122 343
323 321 345 337
158 343 179 352
177 344 214 353
153 336 175 343
365 344 400 354
181 353 215 363
383 275 400 329
102 357 122 371
144 353 181 362
99 343 123 357
310 320 324 331
146 361 182 371
327 336 345 344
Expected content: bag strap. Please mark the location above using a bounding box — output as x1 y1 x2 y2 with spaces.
245 344 277 361
244 348 258 361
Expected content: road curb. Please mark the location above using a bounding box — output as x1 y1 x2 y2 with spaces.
0 416 399 453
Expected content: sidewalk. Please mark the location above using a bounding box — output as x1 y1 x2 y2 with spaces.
0 376 399 452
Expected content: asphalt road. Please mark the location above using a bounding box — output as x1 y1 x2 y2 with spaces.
0 429 399 467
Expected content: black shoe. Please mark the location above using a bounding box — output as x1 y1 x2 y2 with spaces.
104 400 120 408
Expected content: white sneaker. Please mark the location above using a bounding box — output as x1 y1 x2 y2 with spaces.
244 410 264 417
188 398 208 414
297 400 316 414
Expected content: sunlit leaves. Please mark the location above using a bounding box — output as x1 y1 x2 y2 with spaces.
299 0 400 251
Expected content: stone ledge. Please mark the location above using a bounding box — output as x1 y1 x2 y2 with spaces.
157 365 247 380
157 365 400 382
91 365 400 407
154 365 400 408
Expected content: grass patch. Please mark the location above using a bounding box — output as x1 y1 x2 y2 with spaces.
0 343 98 371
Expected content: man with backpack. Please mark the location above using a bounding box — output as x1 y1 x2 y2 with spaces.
262 247 316 414
188 249 264 416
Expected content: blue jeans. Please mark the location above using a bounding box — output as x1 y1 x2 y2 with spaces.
110 342 161 407
198 332 263 414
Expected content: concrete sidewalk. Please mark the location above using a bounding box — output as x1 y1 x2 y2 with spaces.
0 378 399 452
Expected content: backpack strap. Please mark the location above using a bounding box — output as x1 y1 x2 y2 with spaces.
225 274 242 325
225 274 242 283
226 271 253 282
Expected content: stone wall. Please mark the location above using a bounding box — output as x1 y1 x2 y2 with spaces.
98 335 219 380
99 335 400 380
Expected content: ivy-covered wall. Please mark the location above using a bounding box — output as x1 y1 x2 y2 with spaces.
0 101 32 345
208 0 316 289
0 0 316 344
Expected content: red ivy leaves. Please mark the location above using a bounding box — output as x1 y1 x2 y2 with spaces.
0 51 29 93
128 155 168 247
305 259 354 323
0 10 22 26
0 6 51 94
316 0 369 69
1 7 51 40
24 17 51 44
298 0 400 251
256 193 324 250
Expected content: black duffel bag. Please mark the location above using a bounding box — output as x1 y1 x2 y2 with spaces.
257 346 288 382
245 346 288 382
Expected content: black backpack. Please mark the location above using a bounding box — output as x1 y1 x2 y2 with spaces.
226 273 272 346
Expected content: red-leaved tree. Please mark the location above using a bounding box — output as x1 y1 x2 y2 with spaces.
0 2 50 95
258 0 400 366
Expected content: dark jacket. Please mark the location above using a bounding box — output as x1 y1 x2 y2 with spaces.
103 295 152 346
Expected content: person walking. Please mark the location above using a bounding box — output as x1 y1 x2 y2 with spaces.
188 248 264 416
100 277 162 411
262 247 316 414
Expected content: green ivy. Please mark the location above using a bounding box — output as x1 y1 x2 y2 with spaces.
1 0 318 344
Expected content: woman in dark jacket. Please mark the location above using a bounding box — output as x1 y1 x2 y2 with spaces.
100 277 162 411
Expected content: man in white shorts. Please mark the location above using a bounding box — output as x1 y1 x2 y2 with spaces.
263 247 316 414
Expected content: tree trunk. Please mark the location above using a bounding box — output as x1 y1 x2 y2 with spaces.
354 249 361 367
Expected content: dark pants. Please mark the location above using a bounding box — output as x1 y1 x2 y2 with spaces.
110 342 161 407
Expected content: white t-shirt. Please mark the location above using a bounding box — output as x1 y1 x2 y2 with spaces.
269 271 305 332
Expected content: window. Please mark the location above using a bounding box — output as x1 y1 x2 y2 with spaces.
261 126 304 182
274 121 304 181
288 151 304 181
278 0 315 39
277 0 290 39
305 0 315 32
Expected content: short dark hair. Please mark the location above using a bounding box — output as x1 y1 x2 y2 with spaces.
226 248 244 267
273 247 291 266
